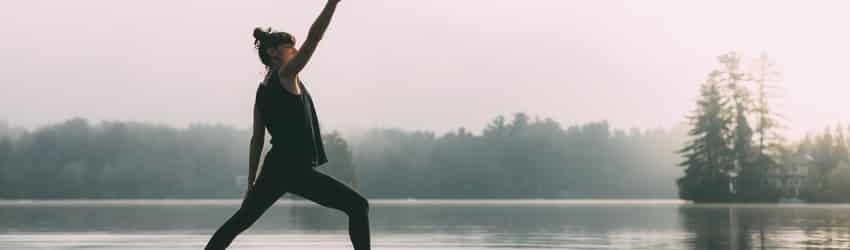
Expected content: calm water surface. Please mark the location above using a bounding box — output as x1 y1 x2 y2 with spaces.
1 199 849 249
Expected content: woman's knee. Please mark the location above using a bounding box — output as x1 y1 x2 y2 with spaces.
347 195 369 215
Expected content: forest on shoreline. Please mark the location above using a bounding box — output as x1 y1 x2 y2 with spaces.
0 115 686 199
4 50 848 202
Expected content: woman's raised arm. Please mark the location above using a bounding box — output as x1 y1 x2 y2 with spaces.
279 0 340 76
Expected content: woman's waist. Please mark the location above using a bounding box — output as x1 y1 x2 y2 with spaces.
268 145 310 155
268 132 314 145
267 146 316 163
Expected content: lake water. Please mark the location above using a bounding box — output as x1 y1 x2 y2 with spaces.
1 199 849 249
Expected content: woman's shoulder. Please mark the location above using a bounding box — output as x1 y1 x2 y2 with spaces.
258 72 279 92
260 72 274 87
256 80 268 95
256 74 274 100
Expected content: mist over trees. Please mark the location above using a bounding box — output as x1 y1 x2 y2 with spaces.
0 114 687 199
0 118 355 199
676 52 850 203
351 114 687 198
677 52 786 202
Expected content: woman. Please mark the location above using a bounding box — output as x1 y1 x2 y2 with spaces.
205 1 371 249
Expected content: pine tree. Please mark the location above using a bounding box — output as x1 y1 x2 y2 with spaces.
677 72 735 202
733 102 764 201
750 53 784 156
712 52 765 200
743 53 785 201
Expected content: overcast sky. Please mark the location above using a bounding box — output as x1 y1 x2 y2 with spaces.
3 0 849 139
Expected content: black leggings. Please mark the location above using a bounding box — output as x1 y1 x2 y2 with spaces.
204 164 370 250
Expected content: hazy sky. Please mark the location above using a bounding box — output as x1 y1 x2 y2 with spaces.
3 0 848 139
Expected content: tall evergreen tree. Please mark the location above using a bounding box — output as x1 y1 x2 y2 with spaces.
741 53 784 201
732 102 765 201
750 53 784 156
677 72 735 202
715 52 755 184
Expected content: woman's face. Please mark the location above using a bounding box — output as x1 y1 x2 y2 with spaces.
273 43 298 64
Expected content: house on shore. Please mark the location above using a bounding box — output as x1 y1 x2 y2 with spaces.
766 153 812 198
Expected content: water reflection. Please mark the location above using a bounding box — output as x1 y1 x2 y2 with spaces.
1 200 850 249
678 204 850 249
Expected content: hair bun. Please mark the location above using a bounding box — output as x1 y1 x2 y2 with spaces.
253 27 270 42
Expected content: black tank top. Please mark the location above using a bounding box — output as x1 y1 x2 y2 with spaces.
256 71 328 169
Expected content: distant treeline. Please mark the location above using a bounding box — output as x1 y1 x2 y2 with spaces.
350 114 686 198
0 115 687 199
0 118 357 199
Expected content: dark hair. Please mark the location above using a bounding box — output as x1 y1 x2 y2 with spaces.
252 27 295 68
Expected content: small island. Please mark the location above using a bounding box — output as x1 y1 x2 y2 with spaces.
677 52 849 203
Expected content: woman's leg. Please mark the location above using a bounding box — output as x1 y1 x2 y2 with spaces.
289 169 371 250
204 174 288 250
